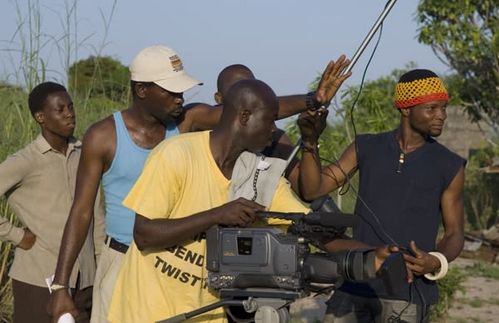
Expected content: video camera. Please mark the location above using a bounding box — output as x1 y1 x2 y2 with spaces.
205 196 366 292
160 196 408 323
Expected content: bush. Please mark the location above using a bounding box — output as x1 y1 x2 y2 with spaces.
430 267 466 320
464 146 499 230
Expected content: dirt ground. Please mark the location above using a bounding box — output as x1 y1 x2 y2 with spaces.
443 258 499 323
289 257 499 323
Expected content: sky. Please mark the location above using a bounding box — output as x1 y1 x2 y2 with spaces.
0 0 450 105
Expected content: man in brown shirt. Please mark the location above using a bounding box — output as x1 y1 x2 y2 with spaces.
0 82 104 323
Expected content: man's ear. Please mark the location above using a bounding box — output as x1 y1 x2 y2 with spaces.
239 109 251 126
214 92 223 105
135 82 148 99
399 108 410 118
34 111 44 124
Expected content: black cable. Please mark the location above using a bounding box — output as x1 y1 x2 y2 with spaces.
338 8 427 317
318 155 398 246
311 285 335 296
388 284 413 322
349 23 384 140
315 5 395 246
323 21 384 198
346 21 384 201
413 282 428 323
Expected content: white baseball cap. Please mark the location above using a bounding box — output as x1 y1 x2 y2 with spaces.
129 45 202 93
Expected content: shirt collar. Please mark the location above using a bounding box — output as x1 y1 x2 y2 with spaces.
34 133 81 155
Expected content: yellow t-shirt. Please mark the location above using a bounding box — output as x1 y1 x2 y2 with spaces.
108 131 308 323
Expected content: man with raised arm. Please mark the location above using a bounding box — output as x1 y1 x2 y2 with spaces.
297 69 465 323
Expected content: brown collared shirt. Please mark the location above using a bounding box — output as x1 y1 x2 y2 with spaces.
0 134 105 288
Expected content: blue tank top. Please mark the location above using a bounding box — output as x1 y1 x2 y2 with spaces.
340 130 465 305
102 111 179 245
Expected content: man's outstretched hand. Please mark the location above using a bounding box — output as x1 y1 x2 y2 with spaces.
315 55 352 107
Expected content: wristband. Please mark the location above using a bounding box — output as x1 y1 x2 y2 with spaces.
306 91 323 111
301 141 319 153
50 283 68 292
424 251 448 280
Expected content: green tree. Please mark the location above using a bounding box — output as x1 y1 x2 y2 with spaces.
417 0 499 131
464 146 499 230
68 55 129 102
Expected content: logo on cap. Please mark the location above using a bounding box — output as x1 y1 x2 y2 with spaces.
169 55 183 72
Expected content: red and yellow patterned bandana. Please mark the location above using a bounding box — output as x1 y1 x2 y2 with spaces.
394 70 449 109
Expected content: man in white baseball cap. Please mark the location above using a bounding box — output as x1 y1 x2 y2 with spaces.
49 44 351 322
129 45 202 93
48 45 202 323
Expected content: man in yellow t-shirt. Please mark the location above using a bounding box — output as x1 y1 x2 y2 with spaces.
107 79 309 323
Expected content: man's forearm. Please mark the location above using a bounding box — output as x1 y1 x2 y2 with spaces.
436 232 464 262
53 211 93 285
134 210 218 250
277 95 307 119
298 144 325 201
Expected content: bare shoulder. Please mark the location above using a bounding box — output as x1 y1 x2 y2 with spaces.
182 102 219 119
184 102 216 111
180 103 222 132
445 165 465 194
81 114 117 165
83 115 115 144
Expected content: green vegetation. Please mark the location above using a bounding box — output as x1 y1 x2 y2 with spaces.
0 0 121 320
464 146 499 229
431 267 466 320
68 56 130 103
464 261 499 279
417 0 499 131
432 263 499 320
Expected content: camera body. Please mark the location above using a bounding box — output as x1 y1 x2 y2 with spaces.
206 196 358 293
162 197 408 323
206 226 309 291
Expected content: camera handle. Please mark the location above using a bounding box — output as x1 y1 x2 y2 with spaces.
158 289 302 323
156 299 243 323
156 298 292 323
227 297 291 323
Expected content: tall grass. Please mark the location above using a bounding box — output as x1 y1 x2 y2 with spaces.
0 0 120 320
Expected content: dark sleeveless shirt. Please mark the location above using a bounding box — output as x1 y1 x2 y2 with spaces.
340 130 465 305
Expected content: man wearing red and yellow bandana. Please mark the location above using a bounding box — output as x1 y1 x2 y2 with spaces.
297 69 466 323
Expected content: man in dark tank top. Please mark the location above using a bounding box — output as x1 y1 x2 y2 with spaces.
297 69 466 323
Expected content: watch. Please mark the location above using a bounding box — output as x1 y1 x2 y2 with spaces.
305 91 321 111
50 283 68 292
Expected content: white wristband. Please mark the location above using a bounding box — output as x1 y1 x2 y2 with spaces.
424 251 448 281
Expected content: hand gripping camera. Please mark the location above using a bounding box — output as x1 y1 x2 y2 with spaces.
205 196 361 292
159 197 394 323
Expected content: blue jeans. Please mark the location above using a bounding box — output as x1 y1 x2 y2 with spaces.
323 290 430 323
